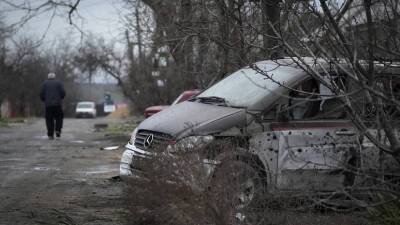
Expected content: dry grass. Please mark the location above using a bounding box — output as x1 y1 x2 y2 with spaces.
107 106 130 119
123 142 370 225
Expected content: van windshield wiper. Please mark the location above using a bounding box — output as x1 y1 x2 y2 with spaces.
190 96 230 106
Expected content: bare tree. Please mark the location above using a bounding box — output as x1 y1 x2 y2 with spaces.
0 0 82 34
0 36 79 117
129 0 400 223
3 0 400 222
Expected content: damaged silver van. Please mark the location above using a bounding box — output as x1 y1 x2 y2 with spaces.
121 57 393 199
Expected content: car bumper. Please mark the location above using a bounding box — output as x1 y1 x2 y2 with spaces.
120 142 152 177
76 112 95 117
120 141 219 179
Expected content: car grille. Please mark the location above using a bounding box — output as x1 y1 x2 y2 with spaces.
134 129 173 150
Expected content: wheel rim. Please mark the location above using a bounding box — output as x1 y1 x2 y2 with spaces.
235 178 256 209
210 160 264 212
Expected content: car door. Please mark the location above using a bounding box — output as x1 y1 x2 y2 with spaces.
271 76 360 191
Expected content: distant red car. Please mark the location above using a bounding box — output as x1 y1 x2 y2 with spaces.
144 89 201 118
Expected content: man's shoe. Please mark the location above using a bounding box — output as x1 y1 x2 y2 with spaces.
48 136 54 140
56 132 61 138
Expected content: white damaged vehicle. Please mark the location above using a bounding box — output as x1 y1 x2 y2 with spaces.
121 57 398 206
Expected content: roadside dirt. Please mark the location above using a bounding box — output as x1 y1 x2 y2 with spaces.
0 117 130 225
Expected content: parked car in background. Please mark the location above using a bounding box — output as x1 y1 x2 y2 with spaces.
144 89 201 118
143 105 169 118
75 101 97 118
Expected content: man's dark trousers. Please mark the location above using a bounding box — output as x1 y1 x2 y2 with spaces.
45 105 63 137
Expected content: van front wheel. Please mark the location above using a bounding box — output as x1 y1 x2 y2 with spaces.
208 160 267 212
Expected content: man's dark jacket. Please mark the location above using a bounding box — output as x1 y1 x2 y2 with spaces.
40 79 66 107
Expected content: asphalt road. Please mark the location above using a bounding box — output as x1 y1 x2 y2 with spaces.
0 118 129 225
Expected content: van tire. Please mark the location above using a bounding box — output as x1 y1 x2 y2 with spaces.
207 159 267 216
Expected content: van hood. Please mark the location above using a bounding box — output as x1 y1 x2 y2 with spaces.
137 101 247 139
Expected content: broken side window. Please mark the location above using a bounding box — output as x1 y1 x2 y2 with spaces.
313 73 348 119
286 74 350 120
287 78 320 120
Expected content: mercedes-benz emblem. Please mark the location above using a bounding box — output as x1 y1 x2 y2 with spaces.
144 134 154 149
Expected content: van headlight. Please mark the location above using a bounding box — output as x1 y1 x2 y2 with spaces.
128 128 138 145
167 135 214 153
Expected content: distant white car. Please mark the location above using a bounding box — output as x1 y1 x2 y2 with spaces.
75 101 97 118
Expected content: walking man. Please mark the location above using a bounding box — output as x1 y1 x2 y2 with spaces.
40 73 66 140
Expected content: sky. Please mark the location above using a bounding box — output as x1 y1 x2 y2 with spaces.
1 0 128 83
2 0 126 47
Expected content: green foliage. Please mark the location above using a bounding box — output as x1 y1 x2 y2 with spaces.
0 117 26 126
0 118 6 127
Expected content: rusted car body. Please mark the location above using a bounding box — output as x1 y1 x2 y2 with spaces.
121 57 398 193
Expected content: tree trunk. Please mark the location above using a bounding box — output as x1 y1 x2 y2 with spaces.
261 0 281 58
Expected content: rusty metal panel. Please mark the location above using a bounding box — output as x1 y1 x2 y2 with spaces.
276 129 358 190
251 128 359 191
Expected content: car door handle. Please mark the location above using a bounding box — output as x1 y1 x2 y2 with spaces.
335 129 356 136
